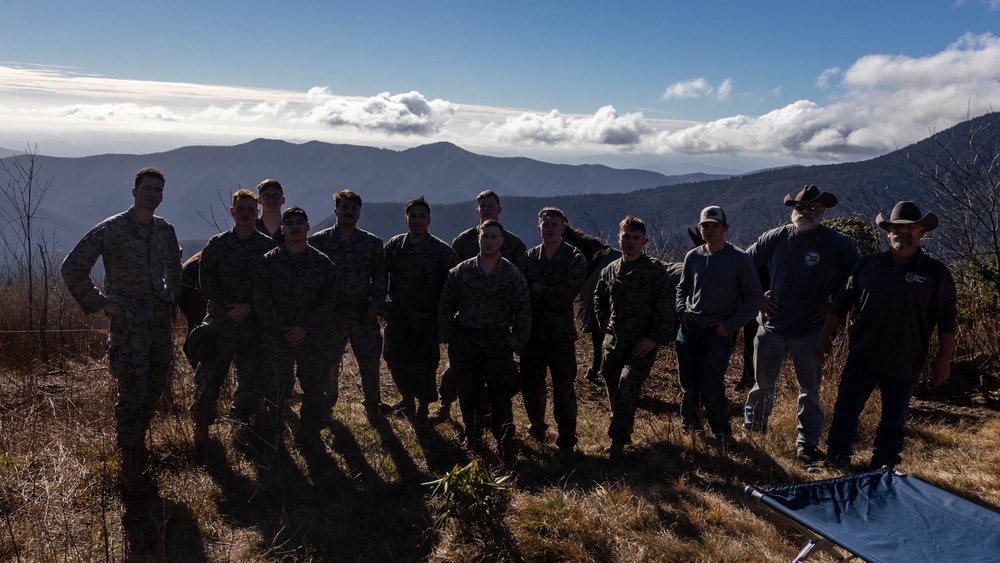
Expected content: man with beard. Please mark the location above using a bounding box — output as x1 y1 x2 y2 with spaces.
820 201 956 471
742 185 860 464
383 197 458 424
61 167 182 498
309 189 391 418
439 220 531 467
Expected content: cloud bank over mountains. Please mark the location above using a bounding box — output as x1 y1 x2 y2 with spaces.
3 33 1000 168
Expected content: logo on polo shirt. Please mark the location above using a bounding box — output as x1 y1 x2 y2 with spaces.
804 250 820 266
905 272 927 283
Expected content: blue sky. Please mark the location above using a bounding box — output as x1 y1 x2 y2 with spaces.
3 1 1000 173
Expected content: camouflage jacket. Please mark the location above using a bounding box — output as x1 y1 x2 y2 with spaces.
438 257 532 354
61 206 182 318
255 217 284 246
199 228 277 325
309 226 387 315
384 233 458 322
594 253 674 346
253 244 338 342
452 226 527 263
516 241 588 342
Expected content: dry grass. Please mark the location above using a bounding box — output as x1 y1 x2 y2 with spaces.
2 297 999 561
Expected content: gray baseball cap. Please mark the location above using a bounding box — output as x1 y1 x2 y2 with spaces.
699 205 727 225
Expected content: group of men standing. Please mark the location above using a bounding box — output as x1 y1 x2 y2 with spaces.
670 185 956 475
61 167 957 499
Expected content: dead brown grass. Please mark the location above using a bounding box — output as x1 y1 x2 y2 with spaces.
2 300 999 561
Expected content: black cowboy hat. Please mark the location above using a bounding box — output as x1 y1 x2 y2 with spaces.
876 201 939 232
784 185 838 208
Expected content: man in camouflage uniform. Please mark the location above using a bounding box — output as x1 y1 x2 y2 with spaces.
594 216 674 462
436 189 527 420
516 207 587 458
255 178 285 245
309 189 390 417
383 197 458 423
190 189 277 443
439 220 531 467
450 190 528 262
61 167 182 498
253 206 338 448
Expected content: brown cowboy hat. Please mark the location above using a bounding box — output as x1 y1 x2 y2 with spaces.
876 201 939 232
784 185 838 208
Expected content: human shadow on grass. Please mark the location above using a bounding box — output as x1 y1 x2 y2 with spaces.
415 418 472 476
123 495 209 562
192 430 269 509
324 418 385 486
366 413 430 484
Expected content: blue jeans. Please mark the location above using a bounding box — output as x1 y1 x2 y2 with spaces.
743 325 824 446
826 359 917 468
676 325 734 435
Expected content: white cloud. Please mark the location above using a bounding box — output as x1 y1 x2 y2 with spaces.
306 86 333 102
661 77 736 102
816 67 840 89
844 32 1000 89
5 32 1000 165
661 78 713 100
643 32 1000 160
483 105 650 147
250 100 288 118
305 91 455 136
716 79 734 101
42 102 181 122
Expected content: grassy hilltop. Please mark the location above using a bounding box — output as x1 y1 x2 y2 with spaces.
1 282 998 561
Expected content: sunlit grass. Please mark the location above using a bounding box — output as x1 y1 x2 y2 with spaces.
2 273 999 561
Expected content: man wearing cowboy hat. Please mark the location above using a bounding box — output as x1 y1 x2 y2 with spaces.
743 185 860 464
818 201 957 471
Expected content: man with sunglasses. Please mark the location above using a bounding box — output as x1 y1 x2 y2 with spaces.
742 185 860 464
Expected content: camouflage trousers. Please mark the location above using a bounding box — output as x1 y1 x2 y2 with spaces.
520 338 578 448
601 334 659 444
107 299 174 448
326 309 384 409
448 327 519 444
261 334 331 432
190 321 264 425
383 309 440 403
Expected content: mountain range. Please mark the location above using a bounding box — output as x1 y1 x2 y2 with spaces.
0 139 722 252
1 113 989 259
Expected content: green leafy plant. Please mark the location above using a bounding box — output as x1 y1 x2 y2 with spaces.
825 215 881 255
424 461 512 530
